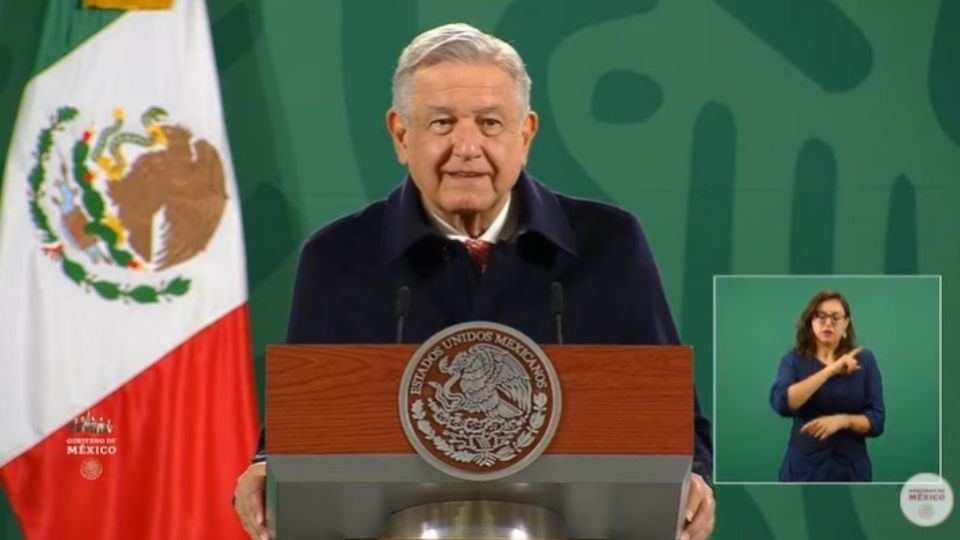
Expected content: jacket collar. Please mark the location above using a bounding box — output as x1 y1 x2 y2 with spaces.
380 171 577 264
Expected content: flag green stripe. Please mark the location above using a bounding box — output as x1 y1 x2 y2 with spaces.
0 0 121 195
0 3 121 536
0 486 22 540
0 0 45 200
30 1 122 79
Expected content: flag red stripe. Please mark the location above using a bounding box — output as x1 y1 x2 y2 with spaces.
0 304 258 539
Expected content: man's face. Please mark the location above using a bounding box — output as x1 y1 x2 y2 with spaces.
387 61 537 232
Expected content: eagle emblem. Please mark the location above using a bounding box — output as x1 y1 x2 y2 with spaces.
429 344 533 419
399 322 561 481
25 106 228 302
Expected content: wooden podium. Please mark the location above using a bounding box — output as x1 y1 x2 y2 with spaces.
266 344 693 539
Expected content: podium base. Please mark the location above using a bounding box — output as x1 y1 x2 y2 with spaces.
268 454 689 539
380 500 568 540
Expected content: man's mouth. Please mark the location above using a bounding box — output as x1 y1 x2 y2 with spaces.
445 171 488 178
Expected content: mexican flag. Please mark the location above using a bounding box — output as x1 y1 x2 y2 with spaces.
0 1 258 538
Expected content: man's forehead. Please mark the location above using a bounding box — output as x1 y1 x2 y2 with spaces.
411 62 514 90
422 104 508 115
410 71 519 111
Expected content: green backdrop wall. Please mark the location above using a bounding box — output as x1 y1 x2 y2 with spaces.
1 0 958 538
714 276 940 484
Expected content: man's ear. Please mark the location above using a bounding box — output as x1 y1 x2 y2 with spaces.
386 109 409 164
519 110 538 166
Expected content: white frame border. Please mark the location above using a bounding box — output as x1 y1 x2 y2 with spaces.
711 274 943 486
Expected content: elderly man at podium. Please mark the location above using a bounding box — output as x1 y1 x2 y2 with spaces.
234 23 715 540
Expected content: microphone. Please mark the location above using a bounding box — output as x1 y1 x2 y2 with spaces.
550 281 564 345
394 286 411 344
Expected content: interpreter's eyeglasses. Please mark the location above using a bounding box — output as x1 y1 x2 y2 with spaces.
813 312 847 324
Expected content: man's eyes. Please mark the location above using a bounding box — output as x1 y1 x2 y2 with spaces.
427 118 454 134
429 118 454 129
426 117 504 132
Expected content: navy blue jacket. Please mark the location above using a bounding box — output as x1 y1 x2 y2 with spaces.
256 172 713 480
770 349 885 481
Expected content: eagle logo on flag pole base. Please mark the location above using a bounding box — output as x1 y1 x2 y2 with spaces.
399 322 562 481
25 106 227 303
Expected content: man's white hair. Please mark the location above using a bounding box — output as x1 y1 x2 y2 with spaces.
391 23 532 119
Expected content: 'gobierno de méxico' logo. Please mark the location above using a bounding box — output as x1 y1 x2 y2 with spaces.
26 106 227 303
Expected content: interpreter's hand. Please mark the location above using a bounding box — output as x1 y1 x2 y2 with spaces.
679 472 714 540
801 414 849 441
234 462 270 540
830 347 862 376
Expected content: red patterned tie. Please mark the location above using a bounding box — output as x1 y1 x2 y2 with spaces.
464 239 494 273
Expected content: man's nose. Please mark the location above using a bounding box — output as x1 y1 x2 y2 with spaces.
451 122 482 159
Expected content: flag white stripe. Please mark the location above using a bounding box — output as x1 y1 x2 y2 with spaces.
0 0 247 466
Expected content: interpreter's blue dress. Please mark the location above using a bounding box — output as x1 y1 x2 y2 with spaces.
769 349 885 482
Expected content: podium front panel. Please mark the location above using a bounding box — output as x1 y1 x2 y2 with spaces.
266 344 694 539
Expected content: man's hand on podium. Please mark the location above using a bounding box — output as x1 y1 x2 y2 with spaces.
234 462 270 540
680 472 715 540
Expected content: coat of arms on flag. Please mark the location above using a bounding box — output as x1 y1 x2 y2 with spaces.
27 105 229 303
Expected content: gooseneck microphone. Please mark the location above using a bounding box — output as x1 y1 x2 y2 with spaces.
394 286 411 344
550 281 564 345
